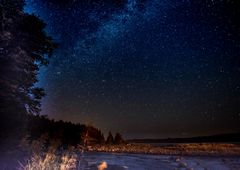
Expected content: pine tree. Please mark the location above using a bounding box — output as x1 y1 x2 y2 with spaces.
106 131 114 144
114 132 124 144
0 0 57 150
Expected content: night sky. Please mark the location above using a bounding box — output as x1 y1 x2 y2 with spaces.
24 0 240 139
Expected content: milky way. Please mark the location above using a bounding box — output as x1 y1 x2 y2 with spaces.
25 0 240 138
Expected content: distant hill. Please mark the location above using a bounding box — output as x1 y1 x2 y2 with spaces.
128 133 240 143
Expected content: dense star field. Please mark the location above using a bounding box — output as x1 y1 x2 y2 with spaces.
24 0 240 138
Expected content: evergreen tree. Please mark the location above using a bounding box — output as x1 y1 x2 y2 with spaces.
106 131 114 144
114 132 124 144
0 0 57 149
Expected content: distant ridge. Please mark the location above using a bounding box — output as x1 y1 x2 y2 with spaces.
128 133 240 143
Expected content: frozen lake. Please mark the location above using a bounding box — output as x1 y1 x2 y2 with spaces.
78 152 240 170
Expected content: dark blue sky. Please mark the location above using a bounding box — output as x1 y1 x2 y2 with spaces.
25 0 240 138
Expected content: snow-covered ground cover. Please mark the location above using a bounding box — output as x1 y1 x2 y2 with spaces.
78 152 240 170
3 143 239 169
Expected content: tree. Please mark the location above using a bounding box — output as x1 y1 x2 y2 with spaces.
106 131 114 144
0 0 57 116
114 132 124 144
0 0 57 150
80 126 105 146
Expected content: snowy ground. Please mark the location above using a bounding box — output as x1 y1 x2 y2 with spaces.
78 152 240 170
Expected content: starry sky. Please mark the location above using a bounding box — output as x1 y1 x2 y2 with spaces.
24 0 240 139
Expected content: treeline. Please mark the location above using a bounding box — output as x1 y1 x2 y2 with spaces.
27 114 126 147
27 114 105 148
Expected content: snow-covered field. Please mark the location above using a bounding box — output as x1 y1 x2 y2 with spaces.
78 152 240 170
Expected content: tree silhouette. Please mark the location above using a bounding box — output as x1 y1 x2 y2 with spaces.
27 115 104 148
0 0 57 149
106 131 114 144
114 132 124 144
